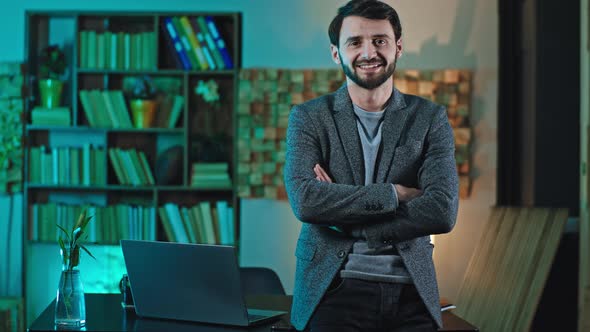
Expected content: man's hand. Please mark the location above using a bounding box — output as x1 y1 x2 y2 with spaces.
314 164 333 183
395 184 422 202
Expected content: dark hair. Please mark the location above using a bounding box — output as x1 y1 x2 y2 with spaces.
328 0 402 48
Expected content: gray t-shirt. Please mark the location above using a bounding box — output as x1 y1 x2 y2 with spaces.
340 104 413 284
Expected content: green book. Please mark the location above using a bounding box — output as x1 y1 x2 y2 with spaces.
171 16 200 70
31 107 71 126
79 30 88 68
196 16 225 70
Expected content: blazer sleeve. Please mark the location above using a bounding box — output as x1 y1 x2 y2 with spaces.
284 105 398 225
363 106 459 247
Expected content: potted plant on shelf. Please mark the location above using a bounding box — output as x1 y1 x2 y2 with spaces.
124 75 158 128
194 79 221 136
38 44 67 108
54 208 95 328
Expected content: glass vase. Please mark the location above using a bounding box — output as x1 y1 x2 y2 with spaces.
54 251 86 327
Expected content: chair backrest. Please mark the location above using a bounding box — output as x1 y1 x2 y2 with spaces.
239 267 286 295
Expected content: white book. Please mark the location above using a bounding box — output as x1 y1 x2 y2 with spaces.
215 201 229 245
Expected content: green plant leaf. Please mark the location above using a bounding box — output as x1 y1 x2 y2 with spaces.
56 224 70 241
79 244 96 260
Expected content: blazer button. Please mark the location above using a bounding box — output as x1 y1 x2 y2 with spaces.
337 250 346 258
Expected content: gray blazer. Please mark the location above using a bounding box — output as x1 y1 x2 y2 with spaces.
284 84 459 330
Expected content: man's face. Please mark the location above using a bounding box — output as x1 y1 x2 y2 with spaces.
331 16 402 90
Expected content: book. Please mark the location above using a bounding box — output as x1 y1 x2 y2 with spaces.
164 203 189 243
31 107 71 126
179 16 208 70
198 201 216 244
205 16 234 69
79 30 88 68
163 17 192 70
215 201 229 245
191 18 216 70
78 90 98 127
167 95 185 128
172 16 200 70
196 16 225 70
158 207 176 242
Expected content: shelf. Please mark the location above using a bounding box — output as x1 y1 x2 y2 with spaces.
26 125 184 134
76 68 237 76
26 184 235 192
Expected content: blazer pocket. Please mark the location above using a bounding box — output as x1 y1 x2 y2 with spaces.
295 239 316 261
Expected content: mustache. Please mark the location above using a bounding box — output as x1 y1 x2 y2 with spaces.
354 58 385 66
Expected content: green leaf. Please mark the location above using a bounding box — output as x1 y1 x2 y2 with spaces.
58 237 66 251
80 215 93 231
56 224 70 241
79 245 96 260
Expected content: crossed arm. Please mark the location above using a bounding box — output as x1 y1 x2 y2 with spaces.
284 106 459 245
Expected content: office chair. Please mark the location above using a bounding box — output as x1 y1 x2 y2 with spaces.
239 267 286 295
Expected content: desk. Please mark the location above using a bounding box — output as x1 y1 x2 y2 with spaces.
28 294 478 332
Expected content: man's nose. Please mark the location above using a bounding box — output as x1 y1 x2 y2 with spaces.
360 42 377 59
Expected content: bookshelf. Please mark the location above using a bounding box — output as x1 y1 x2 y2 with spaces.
23 10 241 319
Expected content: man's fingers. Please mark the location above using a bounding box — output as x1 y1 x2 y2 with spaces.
316 164 333 183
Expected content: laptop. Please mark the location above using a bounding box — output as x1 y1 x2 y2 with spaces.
120 240 287 326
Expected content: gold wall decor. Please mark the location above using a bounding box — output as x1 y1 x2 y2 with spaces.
237 69 473 200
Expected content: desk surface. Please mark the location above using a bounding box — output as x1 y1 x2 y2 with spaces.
28 294 478 332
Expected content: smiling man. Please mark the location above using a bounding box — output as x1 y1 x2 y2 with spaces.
284 0 459 331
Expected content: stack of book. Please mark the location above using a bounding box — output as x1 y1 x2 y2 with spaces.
79 30 157 70
30 203 156 243
28 144 107 185
31 107 71 126
190 162 232 189
108 148 155 186
158 201 234 245
161 15 234 71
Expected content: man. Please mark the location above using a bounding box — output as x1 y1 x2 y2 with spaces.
284 0 459 331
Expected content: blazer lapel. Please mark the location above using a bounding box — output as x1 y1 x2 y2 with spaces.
375 88 409 183
333 85 364 185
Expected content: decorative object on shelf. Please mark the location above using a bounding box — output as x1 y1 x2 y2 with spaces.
155 145 183 186
0 62 24 193
38 45 67 108
194 79 221 135
54 209 95 328
124 75 158 128
237 68 473 200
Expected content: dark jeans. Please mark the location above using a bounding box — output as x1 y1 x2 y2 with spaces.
308 277 437 332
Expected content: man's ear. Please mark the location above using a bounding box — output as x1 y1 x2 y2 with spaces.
330 44 341 64
396 38 403 58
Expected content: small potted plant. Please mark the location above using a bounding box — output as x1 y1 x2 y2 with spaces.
194 79 221 136
38 44 67 108
124 75 158 128
54 209 95 328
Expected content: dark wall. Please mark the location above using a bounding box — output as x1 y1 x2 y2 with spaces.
533 0 580 215
498 0 580 216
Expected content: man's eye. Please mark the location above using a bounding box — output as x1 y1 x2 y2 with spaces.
349 41 360 46
375 39 386 46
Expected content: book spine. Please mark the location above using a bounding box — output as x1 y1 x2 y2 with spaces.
197 16 225 70
191 18 216 70
205 16 234 69
172 16 200 70
163 17 192 70
179 16 208 70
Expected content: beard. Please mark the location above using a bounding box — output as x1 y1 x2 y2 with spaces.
340 53 397 90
